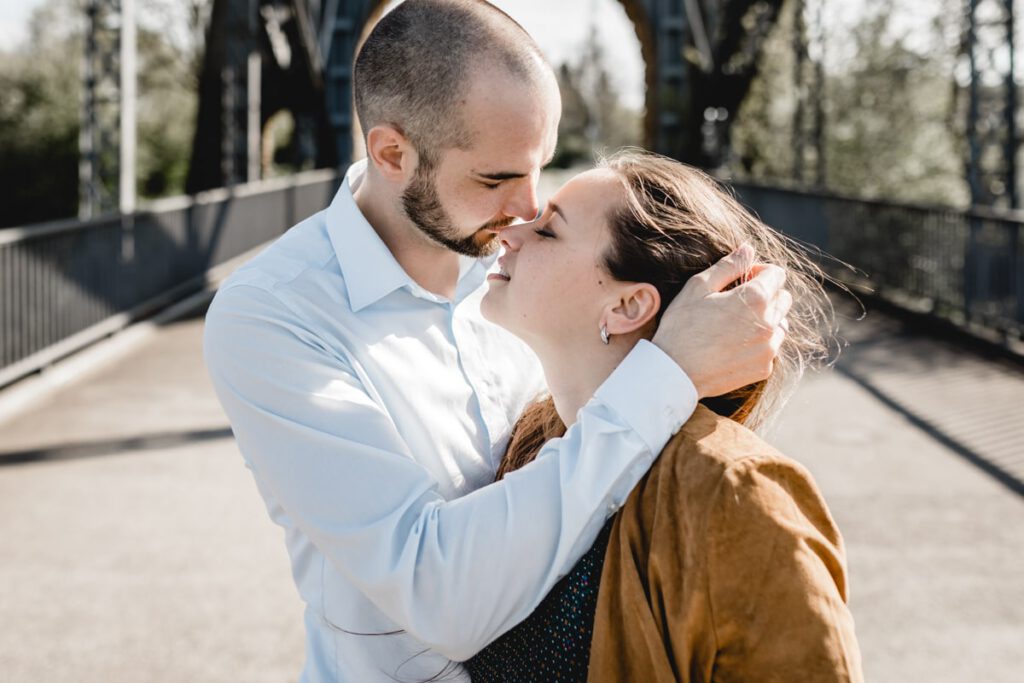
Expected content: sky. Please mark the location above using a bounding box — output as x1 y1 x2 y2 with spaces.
0 1 34 47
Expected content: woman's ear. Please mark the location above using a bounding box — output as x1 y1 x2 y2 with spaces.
365 124 416 183
605 283 661 337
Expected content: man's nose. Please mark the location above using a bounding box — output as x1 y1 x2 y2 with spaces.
502 179 540 222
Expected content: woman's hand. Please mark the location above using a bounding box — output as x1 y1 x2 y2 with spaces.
652 244 793 399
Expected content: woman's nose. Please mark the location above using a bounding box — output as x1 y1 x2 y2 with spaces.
499 222 528 251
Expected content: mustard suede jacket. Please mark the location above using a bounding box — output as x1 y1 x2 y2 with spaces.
588 405 864 683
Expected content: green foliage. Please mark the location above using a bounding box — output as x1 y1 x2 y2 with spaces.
135 23 198 198
731 0 970 207
0 2 80 226
552 63 592 168
551 25 642 168
0 0 203 228
730 1 798 181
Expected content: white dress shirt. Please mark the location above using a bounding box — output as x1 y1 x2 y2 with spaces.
203 160 698 682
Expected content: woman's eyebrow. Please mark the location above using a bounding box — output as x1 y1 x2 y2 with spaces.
548 202 567 223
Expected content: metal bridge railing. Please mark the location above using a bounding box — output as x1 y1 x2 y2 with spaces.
733 183 1024 346
0 169 339 388
2 173 1021 390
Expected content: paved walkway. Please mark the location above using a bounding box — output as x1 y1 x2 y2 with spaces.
770 300 1024 682
0 295 1022 682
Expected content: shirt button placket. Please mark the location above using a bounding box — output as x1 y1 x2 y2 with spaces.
449 305 494 450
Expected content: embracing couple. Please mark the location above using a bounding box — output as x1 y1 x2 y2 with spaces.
204 1 863 681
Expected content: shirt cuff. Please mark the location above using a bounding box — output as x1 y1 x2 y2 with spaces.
593 339 698 456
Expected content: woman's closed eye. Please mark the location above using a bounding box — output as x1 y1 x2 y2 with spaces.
534 224 557 239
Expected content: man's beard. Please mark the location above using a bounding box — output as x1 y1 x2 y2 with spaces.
401 165 512 258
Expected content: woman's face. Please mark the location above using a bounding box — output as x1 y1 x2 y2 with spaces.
480 168 625 348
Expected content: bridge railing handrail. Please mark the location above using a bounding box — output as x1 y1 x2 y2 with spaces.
727 177 1024 225
2 171 1021 391
0 168 338 247
0 168 341 389
730 179 1024 348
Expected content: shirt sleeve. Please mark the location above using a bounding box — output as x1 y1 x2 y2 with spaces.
203 283 697 661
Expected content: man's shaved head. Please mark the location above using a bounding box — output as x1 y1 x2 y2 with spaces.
354 0 552 167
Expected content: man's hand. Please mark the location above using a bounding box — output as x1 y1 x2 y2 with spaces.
651 245 793 399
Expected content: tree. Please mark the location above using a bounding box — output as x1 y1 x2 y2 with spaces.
730 0 969 207
550 19 643 168
663 0 786 167
0 0 207 228
0 0 81 227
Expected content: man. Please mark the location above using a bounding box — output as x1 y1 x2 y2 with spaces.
203 1 791 681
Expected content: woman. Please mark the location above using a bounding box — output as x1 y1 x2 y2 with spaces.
464 150 862 682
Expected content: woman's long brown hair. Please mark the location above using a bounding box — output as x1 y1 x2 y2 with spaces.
496 149 836 481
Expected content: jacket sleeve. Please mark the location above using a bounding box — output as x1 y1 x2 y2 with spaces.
707 455 864 683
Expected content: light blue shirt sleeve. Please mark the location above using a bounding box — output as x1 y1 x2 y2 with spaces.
204 283 697 661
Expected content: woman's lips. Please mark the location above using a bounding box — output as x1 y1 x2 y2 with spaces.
490 257 511 281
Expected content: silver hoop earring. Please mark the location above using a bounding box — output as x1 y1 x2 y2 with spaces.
600 325 610 345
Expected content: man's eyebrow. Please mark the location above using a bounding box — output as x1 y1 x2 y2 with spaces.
476 150 556 181
475 170 529 181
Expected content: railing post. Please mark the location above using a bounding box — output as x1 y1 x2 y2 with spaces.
1013 222 1024 331
964 215 981 327
120 0 136 264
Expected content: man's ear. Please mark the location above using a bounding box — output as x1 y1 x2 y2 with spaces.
365 124 416 183
605 283 661 337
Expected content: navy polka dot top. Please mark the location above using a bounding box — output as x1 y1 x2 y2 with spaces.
463 519 614 682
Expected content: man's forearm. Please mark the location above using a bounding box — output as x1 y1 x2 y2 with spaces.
206 288 696 659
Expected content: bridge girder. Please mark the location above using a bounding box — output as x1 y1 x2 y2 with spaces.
185 0 785 192
964 0 1018 209
79 0 123 218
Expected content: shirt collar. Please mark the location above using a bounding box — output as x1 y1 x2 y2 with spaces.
327 159 495 312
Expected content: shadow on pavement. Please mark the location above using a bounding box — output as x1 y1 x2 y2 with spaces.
830 293 1024 498
0 426 234 466
835 364 1024 498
